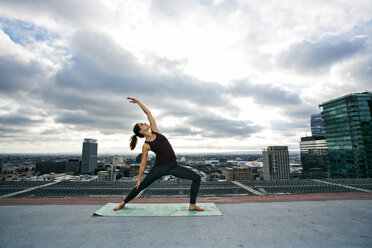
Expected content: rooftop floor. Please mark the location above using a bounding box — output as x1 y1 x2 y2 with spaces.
1 179 372 247
1 197 371 248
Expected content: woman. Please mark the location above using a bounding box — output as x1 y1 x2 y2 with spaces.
113 97 205 211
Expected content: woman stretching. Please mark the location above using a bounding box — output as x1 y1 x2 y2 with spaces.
114 97 205 211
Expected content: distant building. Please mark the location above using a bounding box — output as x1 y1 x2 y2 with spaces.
262 146 290 180
81 138 98 174
35 161 65 174
129 164 140 177
311 113 326 137
97 165 118 182
112 155 122 164
222 167 252 181
319 92 372 178
300 136 329 178
65 159 81 175
136 153 142 163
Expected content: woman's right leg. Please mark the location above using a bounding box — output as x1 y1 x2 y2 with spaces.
167 163 201 204
123 165 163 204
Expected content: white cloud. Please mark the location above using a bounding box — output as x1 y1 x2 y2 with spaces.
0 0 371 154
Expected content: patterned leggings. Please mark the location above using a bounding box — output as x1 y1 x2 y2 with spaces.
124 161 201 204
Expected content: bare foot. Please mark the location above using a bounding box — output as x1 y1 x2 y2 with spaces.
113 201 126 211
189 204 205 211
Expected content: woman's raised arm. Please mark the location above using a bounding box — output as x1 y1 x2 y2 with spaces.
127 97 160 133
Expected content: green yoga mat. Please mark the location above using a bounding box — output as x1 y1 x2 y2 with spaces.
93 203 222 217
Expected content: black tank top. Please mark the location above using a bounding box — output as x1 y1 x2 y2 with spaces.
145 131 177 166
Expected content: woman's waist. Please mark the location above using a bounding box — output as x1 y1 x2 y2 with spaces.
154 158 177 166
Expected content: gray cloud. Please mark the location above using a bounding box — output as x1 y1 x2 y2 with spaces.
181 112 262 138
54 30 229 107
270 119 307 132
2 1 370 153
229 80 302 106
0 112 44 139
277 35 367 73
342 55 372 89
0 126 26 134
0 27 301 140
0 28 239 138
0 56 44 94
0 113 42 126
0 0 109 30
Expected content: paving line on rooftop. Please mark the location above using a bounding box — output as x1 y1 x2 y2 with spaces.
0 181 61 198
313 179 372 193
231 181 264 196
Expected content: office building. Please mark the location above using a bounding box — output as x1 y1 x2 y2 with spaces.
300 136 329 178
262 146 290 180
81 138 98 174
319 92 372 178
112 155 123 164
222 167 252 181
311 113 326 137
65 159 81 175
35 161 65 174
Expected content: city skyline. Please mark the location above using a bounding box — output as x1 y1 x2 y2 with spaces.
0 0 371 154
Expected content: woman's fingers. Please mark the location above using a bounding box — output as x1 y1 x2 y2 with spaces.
126 97 138 103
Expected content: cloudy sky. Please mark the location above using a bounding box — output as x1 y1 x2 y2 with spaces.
0 0 371 154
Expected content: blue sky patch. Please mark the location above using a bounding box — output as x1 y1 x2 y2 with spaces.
0 17 58 45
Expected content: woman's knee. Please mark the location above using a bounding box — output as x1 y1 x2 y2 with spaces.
193 174 201 182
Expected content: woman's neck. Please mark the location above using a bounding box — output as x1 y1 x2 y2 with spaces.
144 132 155 140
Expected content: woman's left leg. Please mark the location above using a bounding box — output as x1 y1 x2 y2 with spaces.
167 163 201 204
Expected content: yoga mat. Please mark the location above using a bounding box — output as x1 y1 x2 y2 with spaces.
93 203 222 217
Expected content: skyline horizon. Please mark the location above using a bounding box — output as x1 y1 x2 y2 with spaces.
0 149 301 156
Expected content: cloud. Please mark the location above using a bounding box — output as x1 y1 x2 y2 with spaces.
0 56 44 94
0 111 44 139
187 113 261 138
0 28 239 138
0 0 110 32
0 0 371 153
229 80 302 106
276 34 367 73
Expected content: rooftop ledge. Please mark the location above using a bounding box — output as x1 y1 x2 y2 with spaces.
1 192 372 205
1 178 372 205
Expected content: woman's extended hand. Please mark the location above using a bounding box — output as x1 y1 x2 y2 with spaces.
133 178 141 189
127 97 139 104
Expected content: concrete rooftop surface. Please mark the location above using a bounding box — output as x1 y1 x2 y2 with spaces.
1 196 372 248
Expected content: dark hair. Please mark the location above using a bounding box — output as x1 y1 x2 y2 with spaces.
129 123 144 150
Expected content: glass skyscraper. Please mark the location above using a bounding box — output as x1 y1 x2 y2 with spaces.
319 92 372 178
82 138 98 174
300 136 329 178
311 113 326 137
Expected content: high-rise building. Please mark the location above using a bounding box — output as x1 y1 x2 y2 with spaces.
311 113 326 137
81 138 98 174
319 92 372 178
299 136 329 178
262 146 290 180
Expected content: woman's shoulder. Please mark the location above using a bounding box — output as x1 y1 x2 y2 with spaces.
142 142 151 150
152 130 163 135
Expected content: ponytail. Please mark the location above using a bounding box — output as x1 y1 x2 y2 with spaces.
129 135 138 150
129 123 144 150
